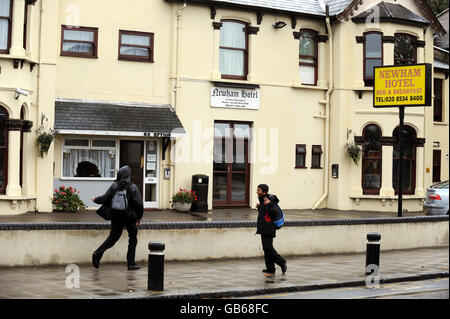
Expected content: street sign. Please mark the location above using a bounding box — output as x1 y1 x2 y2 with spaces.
373 64 432 108
373 63 432 217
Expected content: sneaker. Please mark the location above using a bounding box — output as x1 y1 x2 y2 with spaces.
92 252 101 269
281 261 287 274
128 263 141 271
262 269 275 275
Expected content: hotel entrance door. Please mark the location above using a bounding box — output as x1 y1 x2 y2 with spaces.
213 122 251 208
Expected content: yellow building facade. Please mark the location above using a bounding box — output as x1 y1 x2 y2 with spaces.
0 0 448 215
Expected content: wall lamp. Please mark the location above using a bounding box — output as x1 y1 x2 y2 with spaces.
273 21 287 29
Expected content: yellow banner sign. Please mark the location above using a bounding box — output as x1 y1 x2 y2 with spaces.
373 64 432 108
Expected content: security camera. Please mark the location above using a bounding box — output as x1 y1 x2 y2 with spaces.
14 88 30 99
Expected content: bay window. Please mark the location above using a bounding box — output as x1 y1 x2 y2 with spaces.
0 0 12 53
62 139 117 179
394 33 417 65
393 126 417 195
362 124 382 194
0 106 7 194
363 32 383 86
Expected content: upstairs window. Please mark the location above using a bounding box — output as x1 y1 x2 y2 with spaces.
61 25 98 58
299 29 318 86
0 0 12 53
394 33 417 65
119 30 154 62
219 20 248 80
364 32 383 86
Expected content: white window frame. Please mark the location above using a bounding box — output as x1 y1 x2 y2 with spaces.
61 138 118 181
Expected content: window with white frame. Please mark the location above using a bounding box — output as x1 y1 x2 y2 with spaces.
219 20 248 80
62 139 117 178
299 29 318 86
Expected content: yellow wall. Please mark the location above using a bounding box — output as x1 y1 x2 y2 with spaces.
1 0 448 214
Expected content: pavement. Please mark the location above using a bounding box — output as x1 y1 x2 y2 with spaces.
0 246 447 299
0 207 425 223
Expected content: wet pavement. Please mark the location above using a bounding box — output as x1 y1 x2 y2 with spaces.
0 208 425 223
0 246 447 299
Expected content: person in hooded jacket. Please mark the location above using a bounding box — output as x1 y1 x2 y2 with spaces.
91 165 144 270
256 184 287 276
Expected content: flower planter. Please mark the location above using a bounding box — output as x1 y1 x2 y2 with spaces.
173 202 192 213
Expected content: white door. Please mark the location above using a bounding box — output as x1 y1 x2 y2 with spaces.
143 140 159 208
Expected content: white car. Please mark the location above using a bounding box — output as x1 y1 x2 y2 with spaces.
424 180 449 215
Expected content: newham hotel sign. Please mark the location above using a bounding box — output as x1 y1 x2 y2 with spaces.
211 86 260 110
373 64 432 108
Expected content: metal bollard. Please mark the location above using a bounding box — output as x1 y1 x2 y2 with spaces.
148 242 165 291
365 233 381 276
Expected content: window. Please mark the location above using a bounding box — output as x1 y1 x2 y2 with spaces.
295 144 306 168
433 150 441 183
118 30 154 62
0 0 12 53
311 145 322 168
62 139 117 179
362 124 382 194
299 29 318 86
219 20 248 80
61 25 98 58
393 126 416 195
364 32 383 86
0 106 8 194
394 33 417 65
434 79 443 122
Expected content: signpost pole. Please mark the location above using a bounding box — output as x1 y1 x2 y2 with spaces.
397 106 405 218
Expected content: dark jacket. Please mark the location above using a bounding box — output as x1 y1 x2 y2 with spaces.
256 194 280 237
94 166 144 221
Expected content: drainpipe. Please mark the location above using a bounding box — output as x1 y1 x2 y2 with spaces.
33 0 44 212
312 5 333 209
169 1 187 204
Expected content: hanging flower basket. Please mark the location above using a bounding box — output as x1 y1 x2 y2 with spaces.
34 113 55 158
36 131 55 158
345 143 362 165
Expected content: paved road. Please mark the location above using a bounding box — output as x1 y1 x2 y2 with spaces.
242 278 449 299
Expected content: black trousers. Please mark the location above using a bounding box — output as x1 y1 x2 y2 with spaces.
261 235 285 272
95 215 138 264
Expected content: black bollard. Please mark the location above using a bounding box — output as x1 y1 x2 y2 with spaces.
148 242 165 291
365 233 381 276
